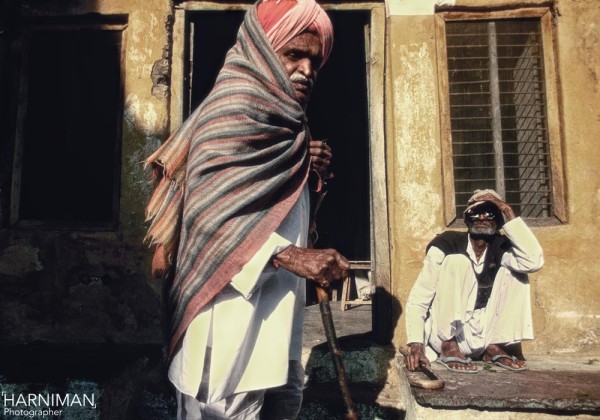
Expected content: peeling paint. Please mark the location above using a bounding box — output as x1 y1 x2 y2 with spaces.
554 312 600 319
0 241 43 276
391 42 440 237
127 13 155 79
392 45 437 171
399 183 442 237
125 94 161 136
577 22 600 94
151 48 170 100
387 0 456 16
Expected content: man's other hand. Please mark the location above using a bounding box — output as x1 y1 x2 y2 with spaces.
406 343 431 372
273 245 350 288
475 192 516 220
309 140 332 178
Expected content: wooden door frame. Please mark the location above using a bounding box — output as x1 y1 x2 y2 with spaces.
170 1 392 343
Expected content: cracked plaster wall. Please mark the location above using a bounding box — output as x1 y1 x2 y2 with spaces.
0 0 173 351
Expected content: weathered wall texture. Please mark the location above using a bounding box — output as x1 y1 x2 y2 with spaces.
538 0 600 354
386 12 448 348
0 0 172 351
1 0 598 381
387 0 600 355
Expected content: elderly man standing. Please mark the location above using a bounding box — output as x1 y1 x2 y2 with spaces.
405 190 544 374
144 0 348 418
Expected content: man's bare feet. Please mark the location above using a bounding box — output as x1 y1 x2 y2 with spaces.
483 344 527 371
439 339 477 372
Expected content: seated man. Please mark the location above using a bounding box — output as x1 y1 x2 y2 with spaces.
405 189 544 373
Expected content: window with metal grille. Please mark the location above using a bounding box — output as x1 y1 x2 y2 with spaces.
446 18 551 218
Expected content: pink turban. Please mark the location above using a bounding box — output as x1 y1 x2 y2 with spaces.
257 0 334 68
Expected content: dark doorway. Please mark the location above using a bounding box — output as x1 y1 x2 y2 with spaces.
188 12 245 113
306 12 371 262
187 10 372 303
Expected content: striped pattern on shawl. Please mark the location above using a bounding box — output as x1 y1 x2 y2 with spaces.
145 4 310 357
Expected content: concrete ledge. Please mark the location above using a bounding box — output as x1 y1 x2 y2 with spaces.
395 353 600 418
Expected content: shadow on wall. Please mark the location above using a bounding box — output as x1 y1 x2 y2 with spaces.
0 2 172 419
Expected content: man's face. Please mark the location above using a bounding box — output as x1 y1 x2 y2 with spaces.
466 208 498 236
276 31 323 108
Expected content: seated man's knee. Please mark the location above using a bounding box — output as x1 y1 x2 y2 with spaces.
441 254 473 280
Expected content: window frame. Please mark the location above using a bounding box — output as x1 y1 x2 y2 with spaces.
9 20 127 231
435 7 567 226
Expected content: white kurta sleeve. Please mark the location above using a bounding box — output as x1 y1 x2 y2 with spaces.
405 246 446 344
230 185 310 299
500 217 544 273
169 186 309 401
229 232 292 299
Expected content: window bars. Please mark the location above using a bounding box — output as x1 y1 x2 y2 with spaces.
446 19 552 218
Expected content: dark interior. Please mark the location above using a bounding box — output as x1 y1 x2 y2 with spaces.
189 10 371 262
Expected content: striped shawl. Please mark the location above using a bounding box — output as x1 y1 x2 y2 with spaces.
145 5 310 357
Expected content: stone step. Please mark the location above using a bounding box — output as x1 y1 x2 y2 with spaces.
395 353 600 419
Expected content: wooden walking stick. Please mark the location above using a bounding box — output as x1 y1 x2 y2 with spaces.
316 285 359 420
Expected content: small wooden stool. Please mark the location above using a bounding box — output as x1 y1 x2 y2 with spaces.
340 261 372 311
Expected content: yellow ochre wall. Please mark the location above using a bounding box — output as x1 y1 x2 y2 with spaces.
11 0 599 356
87 0 173 244
385 0 600 355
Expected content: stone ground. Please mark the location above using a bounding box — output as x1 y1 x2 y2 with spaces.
1 303 599 419
303 300 373 347
404 354 600 412
302 303 600 419
301 303 403 419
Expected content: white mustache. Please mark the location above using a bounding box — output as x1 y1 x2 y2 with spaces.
290 72 314 89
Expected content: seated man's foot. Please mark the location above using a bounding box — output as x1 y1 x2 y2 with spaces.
437 339 478 373
483 344 527 371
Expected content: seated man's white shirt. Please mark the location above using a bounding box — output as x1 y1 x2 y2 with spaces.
405 217 543 357
169 185 309 403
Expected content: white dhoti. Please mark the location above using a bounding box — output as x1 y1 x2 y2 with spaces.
169 187 310 419
176 360 304 420
425 254 533 358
